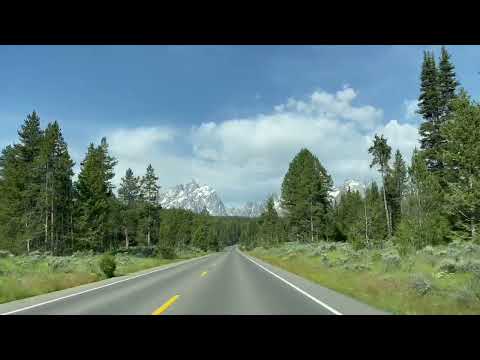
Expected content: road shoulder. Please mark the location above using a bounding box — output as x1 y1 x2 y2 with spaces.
239 248 388 315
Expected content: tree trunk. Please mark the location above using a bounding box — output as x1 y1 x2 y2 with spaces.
125 227 129 249
381 171 392 237
310 200 313 243
470 176 475 241
471 219 475 241
364 198 369 245
70 213 74 252
51 196 54 253
45 166 48 247
147 230 151 246
26 239 30 254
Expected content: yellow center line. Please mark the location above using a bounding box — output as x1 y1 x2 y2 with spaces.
201 271 208 277
152 295 180 315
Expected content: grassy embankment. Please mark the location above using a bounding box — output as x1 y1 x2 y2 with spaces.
0 247 208 304
247 241 480 314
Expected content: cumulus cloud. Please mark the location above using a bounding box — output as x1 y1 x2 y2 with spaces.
276 87 384 130
404 99 420 121
100 86 421 204
105 126 181 189
109 127 175 161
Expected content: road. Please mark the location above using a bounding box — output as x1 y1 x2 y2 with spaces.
0 246 386 315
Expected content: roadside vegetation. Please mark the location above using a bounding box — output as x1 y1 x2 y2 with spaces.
246 241 480 314
0 246 208 304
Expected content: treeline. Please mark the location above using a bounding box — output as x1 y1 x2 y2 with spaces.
0 116 249 255
241 46 480 252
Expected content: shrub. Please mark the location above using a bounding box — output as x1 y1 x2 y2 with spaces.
99 254 116 278
409 274 432 296
351 238 365 251
457 259 480 275
422 245 435 255
382 252 401 271
423 253 439 267
438 258 458 273
0 250 13 258
371 251 382 262
451 288 478 307
467 276 480 301
348 263 371 272
48 257 73 273
307 248 324 257
158 246 176 259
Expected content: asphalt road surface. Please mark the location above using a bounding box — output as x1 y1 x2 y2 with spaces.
0 246 386 315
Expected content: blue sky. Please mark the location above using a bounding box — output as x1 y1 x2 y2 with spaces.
1 45 479 206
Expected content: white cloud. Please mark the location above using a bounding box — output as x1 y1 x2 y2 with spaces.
106 126 179 189
109 127 175 161
404 99 419 121
277 88 383 130
99 87 421 204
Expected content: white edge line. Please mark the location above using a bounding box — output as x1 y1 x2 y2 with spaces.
0 253 213 315
238 249 342 315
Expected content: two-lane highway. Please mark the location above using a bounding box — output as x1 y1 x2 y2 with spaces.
0 246 386 315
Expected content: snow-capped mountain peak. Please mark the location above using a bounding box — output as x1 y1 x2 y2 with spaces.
226 193 286 218
329 179 366 205
159 180 227 216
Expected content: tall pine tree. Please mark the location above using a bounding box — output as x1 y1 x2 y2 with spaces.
385 150 407 233
418 47 459 175
281 148 333 242
442 92 480 241
75 138 117 251
368 134 392 238
139 164 160 246
118 168 141 249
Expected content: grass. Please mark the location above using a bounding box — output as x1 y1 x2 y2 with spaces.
248 242 480 315
0 248 208 304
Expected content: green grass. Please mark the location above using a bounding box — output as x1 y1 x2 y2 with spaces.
0 250 207 304
248 242 480 315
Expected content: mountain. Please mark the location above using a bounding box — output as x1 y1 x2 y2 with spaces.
158 178 364 218
329 179 366 205
226 201 264 217
226 193 286 218
158 179 227 216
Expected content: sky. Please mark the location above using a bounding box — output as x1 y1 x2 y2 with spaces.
1 45 480 207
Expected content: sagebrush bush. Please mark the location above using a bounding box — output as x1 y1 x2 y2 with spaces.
99 254 116 278
409 274 432 296
382 253 401 271
438 258 458 273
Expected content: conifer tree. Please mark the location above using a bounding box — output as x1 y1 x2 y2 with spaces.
442 92 480 241
0 112 44 253
139 164 160 246
281 148 333 242
118 168 141 249
438 46 459 117
368 134 392 237
258 196 279 246
75 138 117 251
385 150 407 232
396 149 449 249
418 47 459 175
